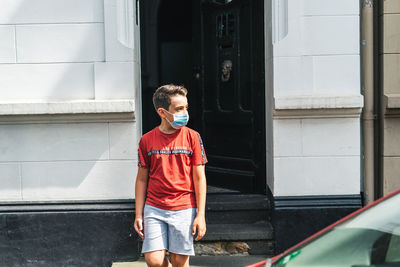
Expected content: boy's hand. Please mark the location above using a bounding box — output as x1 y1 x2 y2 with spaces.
134 217 144 240
192 214 206 241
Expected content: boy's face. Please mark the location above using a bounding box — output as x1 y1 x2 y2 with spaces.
158 94 188 122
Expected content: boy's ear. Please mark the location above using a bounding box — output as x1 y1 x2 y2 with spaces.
156 108 166 119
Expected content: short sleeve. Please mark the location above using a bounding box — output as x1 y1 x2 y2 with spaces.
192 132 207 166
138 138 150 168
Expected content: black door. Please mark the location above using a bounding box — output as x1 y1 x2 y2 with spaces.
193 0 266 194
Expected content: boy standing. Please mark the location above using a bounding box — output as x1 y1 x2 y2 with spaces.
134 84 207 267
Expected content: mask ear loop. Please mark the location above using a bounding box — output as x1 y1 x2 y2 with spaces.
165 117 173 124
162 108 172 115
162 108 174 124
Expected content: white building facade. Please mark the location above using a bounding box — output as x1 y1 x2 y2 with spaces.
0 0 364 264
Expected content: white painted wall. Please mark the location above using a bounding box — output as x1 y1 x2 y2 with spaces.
0 122 137 201
272 0 362 196
273 118 360 196
273 0 360 97
0 0 139 201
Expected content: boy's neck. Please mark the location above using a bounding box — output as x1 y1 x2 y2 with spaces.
158 119 179 134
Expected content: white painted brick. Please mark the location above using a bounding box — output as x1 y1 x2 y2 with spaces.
0 0 103 24
273 16 302 57
274 156 360 196
0 123 109 162
273 119 302 157
109 122 137 160
104 0 134 61
21 161 136 201
95 62 135 99
287 0 303 20
303 16 359 55
16 24 105 63
313 55 360 95
0 163 21 201
302 118 360 156
0 63 94 100
303 0 359 16
0 26 16 63
274 56 313 96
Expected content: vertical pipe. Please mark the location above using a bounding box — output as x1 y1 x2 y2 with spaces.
361 0 375 204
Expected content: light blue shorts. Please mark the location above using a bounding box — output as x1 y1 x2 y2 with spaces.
142 204 197 256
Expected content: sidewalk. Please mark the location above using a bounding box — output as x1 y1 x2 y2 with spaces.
112 255 268 267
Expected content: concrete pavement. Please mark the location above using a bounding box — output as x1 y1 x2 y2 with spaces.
112 255 269 267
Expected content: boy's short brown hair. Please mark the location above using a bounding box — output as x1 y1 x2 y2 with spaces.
152 84 188 110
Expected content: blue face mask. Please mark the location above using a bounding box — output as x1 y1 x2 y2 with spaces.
163 109 189 129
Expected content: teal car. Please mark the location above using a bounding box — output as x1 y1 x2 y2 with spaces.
248 188 400 267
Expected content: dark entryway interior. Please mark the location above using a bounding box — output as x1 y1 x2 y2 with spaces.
158 0 193 94
140 0 266 195
141 0 196 134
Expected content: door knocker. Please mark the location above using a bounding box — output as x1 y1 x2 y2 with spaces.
221 60 232 82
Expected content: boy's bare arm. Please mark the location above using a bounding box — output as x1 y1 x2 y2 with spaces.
192 164 207 241
134 166 149 239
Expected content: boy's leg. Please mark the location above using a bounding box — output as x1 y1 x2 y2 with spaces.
167 208 197 257
144 250 171 267
169 253 189 267
142 205 170 266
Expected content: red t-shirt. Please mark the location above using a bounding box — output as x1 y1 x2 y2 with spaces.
138 126 207 210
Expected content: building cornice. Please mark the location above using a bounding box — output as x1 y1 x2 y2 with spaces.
384 94 400 117
274 95 364 119
0 99 135 124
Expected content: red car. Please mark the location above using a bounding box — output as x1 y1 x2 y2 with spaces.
247 188 400 267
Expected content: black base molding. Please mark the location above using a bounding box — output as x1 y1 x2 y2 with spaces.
273 194 362 254
0 200 139 267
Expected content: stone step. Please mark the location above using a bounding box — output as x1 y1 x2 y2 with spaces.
205 194 271 225
206 194 270 211
202 222 273 241
206 209 269 225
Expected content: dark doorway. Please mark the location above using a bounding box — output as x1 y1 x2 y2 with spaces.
140 0 197 134
140 0 266 194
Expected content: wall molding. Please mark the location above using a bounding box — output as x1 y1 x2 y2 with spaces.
0 199 135 213
0 100 135 124
274 194 362 209
274 95 363 119
384 94 400 117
